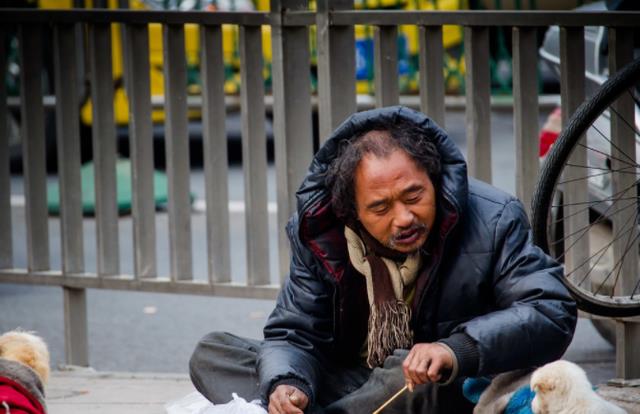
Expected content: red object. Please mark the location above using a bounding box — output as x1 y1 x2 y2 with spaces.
0 376 46 414
539 107 562 157
539 130 559 157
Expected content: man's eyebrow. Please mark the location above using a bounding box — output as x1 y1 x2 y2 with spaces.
365 198 389 210
402 184 424 195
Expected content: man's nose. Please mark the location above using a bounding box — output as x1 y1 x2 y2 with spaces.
394 204 414 228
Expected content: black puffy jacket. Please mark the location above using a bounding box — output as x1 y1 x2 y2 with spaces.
256 106 577 406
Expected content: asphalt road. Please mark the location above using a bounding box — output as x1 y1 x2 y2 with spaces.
0 108 616 384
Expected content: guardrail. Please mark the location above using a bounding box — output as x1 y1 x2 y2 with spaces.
1 3 638 372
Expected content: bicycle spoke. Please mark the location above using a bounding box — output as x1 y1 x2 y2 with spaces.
594 207 640 296
631 275 640 299
549 198 636 229
557 167 637 185
608 98 640 140
565 163 638 174
608 211 640 298
549 202 637 248
593 228 640 296
590 121 639 167
565 223 634 287
577 142 640 169
552 179 639 262
552 195 639 208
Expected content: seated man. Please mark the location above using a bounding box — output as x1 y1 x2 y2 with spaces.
190 106 577 414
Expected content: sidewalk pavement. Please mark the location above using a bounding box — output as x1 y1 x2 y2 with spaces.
47 365 640 414
47 368 195 414
45 319 637 413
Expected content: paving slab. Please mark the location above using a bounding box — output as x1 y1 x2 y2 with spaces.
47 369 196 414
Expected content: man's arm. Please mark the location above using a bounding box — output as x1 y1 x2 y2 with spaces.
256 218 334 409
450 199 577 376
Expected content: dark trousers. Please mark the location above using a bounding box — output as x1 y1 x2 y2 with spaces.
189 331 474 414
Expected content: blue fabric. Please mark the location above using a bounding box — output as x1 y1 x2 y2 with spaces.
463 378 535 414
504 386 535 414
462 377 491 404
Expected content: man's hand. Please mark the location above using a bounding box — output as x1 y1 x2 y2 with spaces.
402 343 453 390
268 384 309 414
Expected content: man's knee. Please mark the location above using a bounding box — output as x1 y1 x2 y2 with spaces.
189 331 228 388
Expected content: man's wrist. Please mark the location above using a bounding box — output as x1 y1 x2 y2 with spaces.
268 377 313 407
434 342 459 385
437 332 480 380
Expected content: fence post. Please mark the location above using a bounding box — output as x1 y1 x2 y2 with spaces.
374 25 399 108
19 24 50 272
316 0 356 143
609 27 640 380
64 287 89 366
464 26 492 183
559 27 588 293
419 26 445 128
271 0 313 283
512 27 539 217
0 27 11 270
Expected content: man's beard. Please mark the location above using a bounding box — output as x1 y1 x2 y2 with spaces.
386 222 428 252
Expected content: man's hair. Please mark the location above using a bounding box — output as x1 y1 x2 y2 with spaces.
325 118 441 222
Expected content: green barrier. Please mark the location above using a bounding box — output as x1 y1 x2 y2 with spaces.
47 158 174 216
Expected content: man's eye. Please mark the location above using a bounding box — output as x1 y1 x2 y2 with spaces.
372 205 388 214
406 195 421 203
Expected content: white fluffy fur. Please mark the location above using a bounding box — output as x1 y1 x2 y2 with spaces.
0 329 50 383
530 360 626 414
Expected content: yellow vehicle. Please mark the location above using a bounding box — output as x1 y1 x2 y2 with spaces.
353 0 467 95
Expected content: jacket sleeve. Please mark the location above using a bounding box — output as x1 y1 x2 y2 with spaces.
256 218 335 407
452 199 577 376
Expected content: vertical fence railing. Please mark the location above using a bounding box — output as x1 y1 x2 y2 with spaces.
608 27 640 380
124 23 158 280
240 25 270 286
316 0 356 144
271 0 314 282
464 26 492 183
163 23 193 281
512 27 539 216
0 27 11 270
18 24 50 272
88 23 120 277
200 24 231 284
54 22 89 366
374 25 399 108
560 26 588 290
419 25 445 128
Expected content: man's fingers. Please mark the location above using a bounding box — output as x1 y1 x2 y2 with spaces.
288 389 308 409
414 358 431 384
427 358 444 382
269 394 302 414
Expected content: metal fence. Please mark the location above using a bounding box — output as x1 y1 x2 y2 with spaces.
0 3 638 373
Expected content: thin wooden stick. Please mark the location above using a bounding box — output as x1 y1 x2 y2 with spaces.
372 385 408 414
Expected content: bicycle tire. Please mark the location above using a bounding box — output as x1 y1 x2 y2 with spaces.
531 57 640 317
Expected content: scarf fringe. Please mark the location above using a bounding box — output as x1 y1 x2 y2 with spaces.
366 300 414 368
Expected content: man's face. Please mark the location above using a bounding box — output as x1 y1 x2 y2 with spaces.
354 148 437 254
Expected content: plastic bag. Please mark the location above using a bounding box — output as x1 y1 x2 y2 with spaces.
165 391 267 414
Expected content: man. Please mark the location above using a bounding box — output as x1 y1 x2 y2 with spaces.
190 106 577 413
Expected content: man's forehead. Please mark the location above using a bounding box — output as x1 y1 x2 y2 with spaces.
360 129 393 141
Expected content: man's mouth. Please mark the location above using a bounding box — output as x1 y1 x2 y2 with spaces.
391 225 427 246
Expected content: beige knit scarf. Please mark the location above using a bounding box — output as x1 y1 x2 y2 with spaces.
344 225 422 368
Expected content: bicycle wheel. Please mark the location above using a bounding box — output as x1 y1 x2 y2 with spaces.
531 57 640 317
